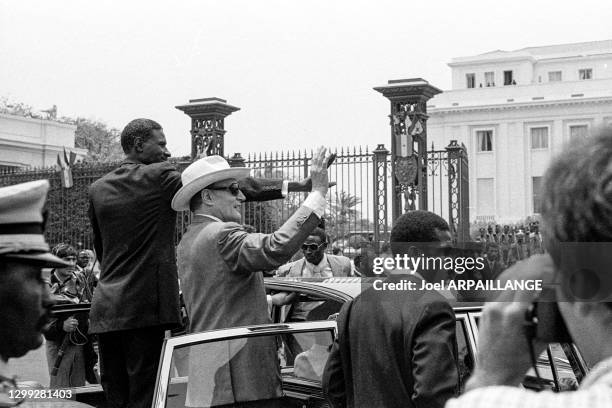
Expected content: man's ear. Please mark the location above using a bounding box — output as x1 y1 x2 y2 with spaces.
201 189 215 206
134 137 144 153
407 246 419 258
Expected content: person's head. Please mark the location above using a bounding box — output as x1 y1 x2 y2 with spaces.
189 178 246 223
485 243 499 261
171 155 251 221
390 210 452 259
52 243 77 278
121 118 170 164
302 228 328 265
77 250 90 268
503 225 510 234
0 180 69 362
541 128 612 364
0 259 54 361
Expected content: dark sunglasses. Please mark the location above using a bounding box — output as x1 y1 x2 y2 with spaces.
207 182 241 196
302 243 326 251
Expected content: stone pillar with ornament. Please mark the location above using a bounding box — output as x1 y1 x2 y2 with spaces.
175 97 240 159
373 78 442 220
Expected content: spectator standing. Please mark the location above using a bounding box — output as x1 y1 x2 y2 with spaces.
447 129 612 408
44 244 94 388
0 180 93 407
323 210 459 408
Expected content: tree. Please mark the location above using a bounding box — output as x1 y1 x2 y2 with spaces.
74 117 123 162
327 191 362 242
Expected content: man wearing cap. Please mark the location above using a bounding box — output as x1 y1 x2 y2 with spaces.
174 147 330 407
88 118 322 408
0 180 92 407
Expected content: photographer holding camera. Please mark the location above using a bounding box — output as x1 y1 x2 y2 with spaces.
447 130 612 407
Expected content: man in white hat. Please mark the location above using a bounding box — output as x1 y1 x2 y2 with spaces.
0 180 92 407
174 146 331 407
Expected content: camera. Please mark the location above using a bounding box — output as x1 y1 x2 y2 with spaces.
525 286 572 343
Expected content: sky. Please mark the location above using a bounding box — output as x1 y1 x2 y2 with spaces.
1 0 611 157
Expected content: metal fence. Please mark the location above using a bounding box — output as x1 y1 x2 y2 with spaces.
0 142 467 253
237 146 385 250
0 162 120 250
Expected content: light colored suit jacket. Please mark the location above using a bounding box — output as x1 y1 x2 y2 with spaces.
177 205 320 406
276 254 352 277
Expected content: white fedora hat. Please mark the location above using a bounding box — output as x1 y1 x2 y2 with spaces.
171 155 251 211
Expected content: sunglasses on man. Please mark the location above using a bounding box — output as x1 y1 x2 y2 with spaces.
302 242 326 251
207 182 241 196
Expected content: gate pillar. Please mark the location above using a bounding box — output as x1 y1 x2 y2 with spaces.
446 140 470 242
373 78 442 221
175 97 240 159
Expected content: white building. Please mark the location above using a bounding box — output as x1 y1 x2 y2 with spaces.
0 113 86 170
428 40 612 223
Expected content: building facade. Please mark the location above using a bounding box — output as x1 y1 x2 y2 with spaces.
0 113 86 170
428 40 612 223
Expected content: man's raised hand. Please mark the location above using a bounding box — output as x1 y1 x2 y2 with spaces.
310 147 331 196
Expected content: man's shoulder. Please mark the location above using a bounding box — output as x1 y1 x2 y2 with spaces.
91 161 179 193
194 221 244 241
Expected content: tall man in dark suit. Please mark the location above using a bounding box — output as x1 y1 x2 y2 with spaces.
323 210 459 408
88 118 320 408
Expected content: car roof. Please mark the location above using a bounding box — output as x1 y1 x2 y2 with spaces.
265 277 484 311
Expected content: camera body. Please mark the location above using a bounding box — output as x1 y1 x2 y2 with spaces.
525 286 572 343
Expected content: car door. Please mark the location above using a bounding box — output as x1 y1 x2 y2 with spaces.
152 321 337 408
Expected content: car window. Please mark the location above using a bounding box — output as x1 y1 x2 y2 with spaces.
155 322 336 408
548 343 580 391
268 289 343 324
455 318 475 392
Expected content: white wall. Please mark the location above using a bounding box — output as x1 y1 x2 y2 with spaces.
533 55 612 83
428 99 612 222
0 113 86 168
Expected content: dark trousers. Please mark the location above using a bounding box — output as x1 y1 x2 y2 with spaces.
98 327 166 408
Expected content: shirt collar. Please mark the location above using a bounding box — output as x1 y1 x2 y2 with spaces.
194 214 223 223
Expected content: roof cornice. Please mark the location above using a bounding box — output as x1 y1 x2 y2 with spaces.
429 96 612 115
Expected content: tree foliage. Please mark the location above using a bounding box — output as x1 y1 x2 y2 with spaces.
74 117 123 163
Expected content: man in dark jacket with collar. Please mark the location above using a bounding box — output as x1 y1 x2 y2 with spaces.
322 211 459 408
88 118 315 408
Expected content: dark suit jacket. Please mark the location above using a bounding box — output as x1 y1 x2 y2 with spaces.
322 274 459 408
88 159 284 333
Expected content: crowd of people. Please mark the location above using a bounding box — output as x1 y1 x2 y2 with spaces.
1 117 611 408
